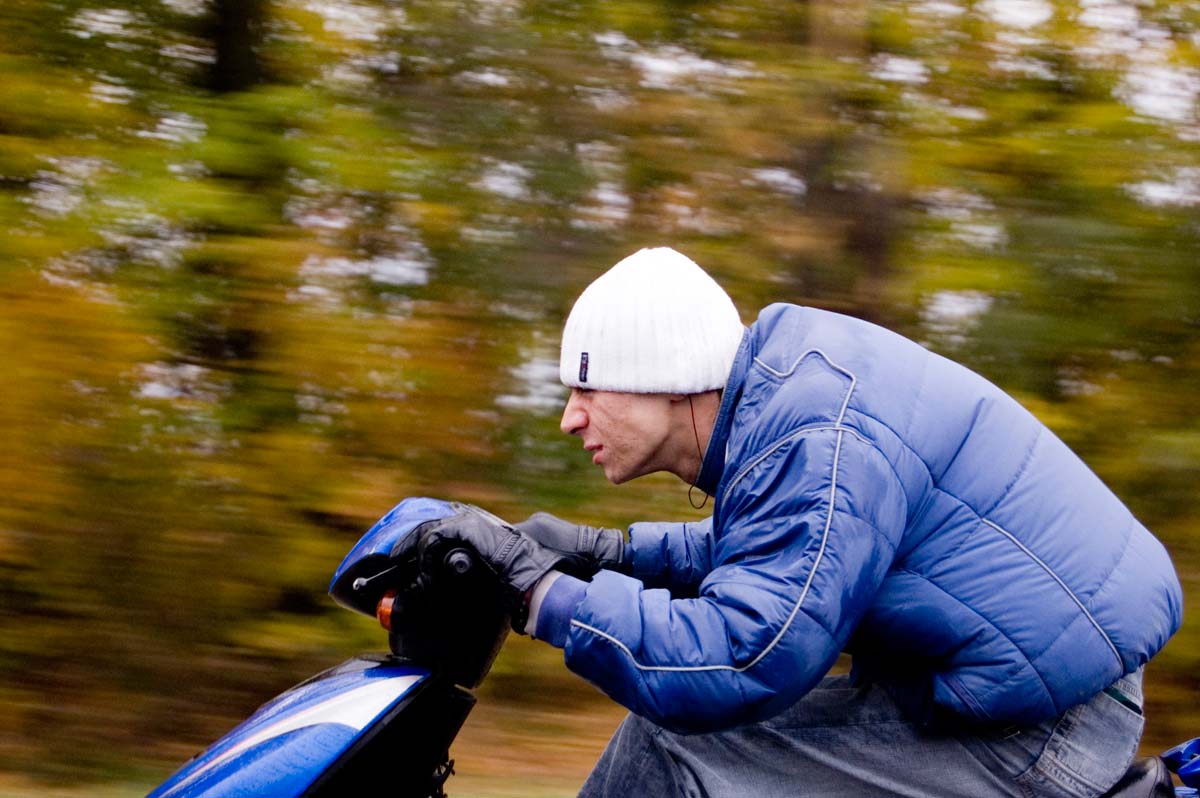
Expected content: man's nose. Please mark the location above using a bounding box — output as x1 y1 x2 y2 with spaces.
560 392 587 435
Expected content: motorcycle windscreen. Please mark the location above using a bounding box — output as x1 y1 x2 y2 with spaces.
148 656 428 798
327 497 458 617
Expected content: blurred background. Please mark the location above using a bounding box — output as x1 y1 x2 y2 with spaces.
0 0 1197 795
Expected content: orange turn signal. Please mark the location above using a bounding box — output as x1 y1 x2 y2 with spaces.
376 589 398 632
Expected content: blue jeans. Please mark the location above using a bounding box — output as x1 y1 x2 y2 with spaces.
579 670 1144 798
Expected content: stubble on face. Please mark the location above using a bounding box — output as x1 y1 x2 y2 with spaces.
562 390 680 485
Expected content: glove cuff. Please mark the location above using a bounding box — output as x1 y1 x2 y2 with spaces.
582 525 627 567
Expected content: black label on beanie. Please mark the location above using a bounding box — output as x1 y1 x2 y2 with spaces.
579 352 589 383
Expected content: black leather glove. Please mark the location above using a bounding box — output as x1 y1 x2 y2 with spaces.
401 503 562 633
514 512 628 579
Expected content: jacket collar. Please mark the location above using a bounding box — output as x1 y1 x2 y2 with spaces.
695 328 750 496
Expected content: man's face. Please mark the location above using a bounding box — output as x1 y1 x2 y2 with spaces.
560 389 677 484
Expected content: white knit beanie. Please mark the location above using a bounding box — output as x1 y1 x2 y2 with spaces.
559 247 744 393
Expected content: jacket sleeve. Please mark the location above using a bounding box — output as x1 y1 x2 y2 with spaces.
562 429 907 734
626 517 715 592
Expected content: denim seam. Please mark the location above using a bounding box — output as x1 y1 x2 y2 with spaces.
610 722 659 798
763 718 915 732
1020 722 1118 798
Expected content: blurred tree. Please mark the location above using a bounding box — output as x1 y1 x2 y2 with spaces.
208 0 268 92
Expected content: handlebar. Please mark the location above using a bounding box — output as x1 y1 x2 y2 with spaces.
375 547 476 632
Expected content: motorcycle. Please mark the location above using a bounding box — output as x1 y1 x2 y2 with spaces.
146 497 1200 798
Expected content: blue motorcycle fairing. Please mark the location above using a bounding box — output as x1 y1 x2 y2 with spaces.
1165 738 1200 788
328 497 459 616
148 656 428 798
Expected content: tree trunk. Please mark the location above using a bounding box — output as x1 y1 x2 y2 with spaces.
208 0 266 92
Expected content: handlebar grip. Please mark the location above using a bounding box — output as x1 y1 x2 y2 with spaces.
443 547 474 575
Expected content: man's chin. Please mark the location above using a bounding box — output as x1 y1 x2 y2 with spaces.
603 467 628 485
603 462 659 485
601 462 635 485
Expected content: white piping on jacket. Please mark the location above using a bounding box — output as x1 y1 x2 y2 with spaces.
981 518 1123 668
570 349 857 674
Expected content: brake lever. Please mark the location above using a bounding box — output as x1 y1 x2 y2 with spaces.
352 565 399 592
353 547 472 593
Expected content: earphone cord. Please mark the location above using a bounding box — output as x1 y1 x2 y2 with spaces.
687 395 710 510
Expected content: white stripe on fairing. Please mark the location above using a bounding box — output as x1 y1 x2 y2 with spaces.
190 674 422 779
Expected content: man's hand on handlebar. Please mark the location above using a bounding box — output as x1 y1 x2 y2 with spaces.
515 512 628 578
397 503 563 633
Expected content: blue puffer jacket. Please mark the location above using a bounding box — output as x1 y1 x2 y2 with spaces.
563 304 1182 734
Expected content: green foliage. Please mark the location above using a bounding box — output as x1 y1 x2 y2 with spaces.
1 0 1198 783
